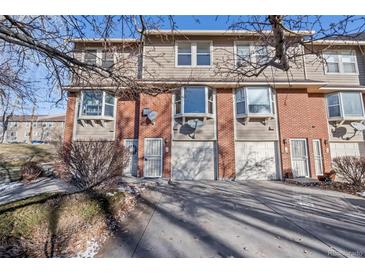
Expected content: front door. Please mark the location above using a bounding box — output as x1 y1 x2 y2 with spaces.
290 139 310 178
124 139 138 176
313 139 323 176
144 138 163 178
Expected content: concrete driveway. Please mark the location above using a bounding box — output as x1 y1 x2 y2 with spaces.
98 180 365 258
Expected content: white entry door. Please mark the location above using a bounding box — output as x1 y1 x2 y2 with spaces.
290 139 310 178
144 138 163 178
312 139 323 176
124 139 138 176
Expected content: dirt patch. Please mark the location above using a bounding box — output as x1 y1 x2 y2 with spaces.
0 190 137 257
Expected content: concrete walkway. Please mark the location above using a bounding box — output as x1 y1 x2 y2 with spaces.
0 177 76 205
98 180 365 258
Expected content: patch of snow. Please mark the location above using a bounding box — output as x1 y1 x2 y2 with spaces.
106 192 116 197
76 239 100 258
0 182 23 193
358 191 365 197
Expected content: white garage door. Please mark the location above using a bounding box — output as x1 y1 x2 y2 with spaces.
330 142 365 159
172 141 216 180
235 141 280 180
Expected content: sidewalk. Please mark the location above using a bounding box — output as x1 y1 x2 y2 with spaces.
0 177 77 205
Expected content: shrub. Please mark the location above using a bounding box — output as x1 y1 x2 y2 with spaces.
20 162 43 182
58 140 129 190
332 156 365 186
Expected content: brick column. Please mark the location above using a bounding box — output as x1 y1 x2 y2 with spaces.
137 93 172 178
115 98 140 144
276 89 331 178
63 92 76 145
216 88 236 179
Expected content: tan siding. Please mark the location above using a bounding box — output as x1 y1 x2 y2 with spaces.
173 118 215 140
75 120 115 141
143 36 306 82
235 118 278 141
328 121 365 142
72 45 140 86
305 46 364 86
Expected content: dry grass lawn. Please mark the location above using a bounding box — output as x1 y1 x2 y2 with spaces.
0 144 56 168
0 190 136 257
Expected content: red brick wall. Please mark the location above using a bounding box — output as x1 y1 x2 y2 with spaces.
216 88 235 179
137 93 172 178
63 92 76 145
276 89 331 178
115 98 139 143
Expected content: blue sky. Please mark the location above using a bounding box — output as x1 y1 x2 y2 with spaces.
32 15 362 115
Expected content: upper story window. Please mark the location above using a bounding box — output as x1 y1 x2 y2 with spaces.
323 51 358 74
235 43 270 67
9 122 18 128
176 42 212 67
174 86 214 117
101 50 114 69
326 92 364 120
84 49 115 69
235 87 274 117
80 90 115 119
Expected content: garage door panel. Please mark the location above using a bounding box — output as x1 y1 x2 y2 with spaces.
172 141 216 180
235 141 279 180
330 142 365 159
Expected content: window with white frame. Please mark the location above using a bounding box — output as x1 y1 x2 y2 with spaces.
235 87 274 116
80 90 115 118
196 42 211 66
235 43 270 67
174 86 214 116
84 49 114 68
323 51 358 74
101 50 114 69
326 92 364 119
176 42 211 66
84 49 98 66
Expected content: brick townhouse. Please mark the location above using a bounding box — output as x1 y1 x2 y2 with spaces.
64 30 365 181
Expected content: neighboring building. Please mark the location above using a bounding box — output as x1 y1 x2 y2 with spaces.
64 30 365 180
2 114 65 144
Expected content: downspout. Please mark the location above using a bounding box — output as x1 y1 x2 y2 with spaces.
302 45 308 80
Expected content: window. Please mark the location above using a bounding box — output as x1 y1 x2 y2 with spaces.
84 49 98 65
327 93 341 117
235 43 270 67
254 45 270 65
326 92 364 119
236 44 250 67
174 86 214 117
176 42 211 67
323 51 358 74
84 49 114 68
102 50 114 69
80 90 115 118
197 42 211 66
177 43 192 66
235 87 274 116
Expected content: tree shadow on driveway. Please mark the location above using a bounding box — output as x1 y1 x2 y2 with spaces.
98 180 365 258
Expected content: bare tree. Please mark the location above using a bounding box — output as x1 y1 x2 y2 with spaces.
216 15 365 79
0 15 365 106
